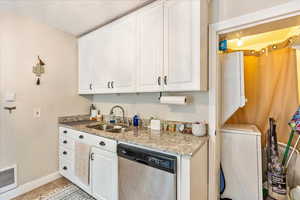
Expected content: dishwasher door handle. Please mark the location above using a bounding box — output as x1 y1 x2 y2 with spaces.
135 158 149 166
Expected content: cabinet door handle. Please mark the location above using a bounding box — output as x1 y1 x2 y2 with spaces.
63 151 67 155
158 76 161 86
99 141 106 146
90 152 95 161
89 83 92 90
63 130 67 134
164 76 167 85
63 166 67 170
79 135 84 139
63 140 67 144
108 81 111 88
111 81 114 89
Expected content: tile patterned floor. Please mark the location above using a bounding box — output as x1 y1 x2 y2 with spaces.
13 178 71 200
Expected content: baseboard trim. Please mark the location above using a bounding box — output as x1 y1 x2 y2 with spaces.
0 172 61 200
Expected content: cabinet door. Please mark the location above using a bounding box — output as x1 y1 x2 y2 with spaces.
164 0 204 91
221 52 246 124
91 148 118 200
78 33 94 94
137 1 164 92
93 27 115 94
111 14 138 93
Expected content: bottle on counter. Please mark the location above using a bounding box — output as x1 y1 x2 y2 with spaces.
133 114 140 128
96 110 102 122
90 104 97 120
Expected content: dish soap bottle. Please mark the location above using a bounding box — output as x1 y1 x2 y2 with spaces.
133 114 140 128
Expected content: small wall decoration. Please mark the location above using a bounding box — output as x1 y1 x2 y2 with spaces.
32 56 45 85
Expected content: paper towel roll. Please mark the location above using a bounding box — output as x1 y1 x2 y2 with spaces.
160 96 190 105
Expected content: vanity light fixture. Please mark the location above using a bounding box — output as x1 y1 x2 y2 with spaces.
32 56 45 85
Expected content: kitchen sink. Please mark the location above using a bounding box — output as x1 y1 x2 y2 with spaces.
87 123 132 133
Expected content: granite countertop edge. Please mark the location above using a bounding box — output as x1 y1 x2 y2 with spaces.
58 120 209 157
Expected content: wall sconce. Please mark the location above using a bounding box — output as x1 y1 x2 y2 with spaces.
32 56 45 85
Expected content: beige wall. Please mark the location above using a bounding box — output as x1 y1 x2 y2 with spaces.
209 0 291 23
0 13 91 185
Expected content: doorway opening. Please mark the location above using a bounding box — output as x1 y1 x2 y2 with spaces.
219 14 300 200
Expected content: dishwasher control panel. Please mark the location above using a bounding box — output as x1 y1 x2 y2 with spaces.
117 143 177 174
147 156 173 169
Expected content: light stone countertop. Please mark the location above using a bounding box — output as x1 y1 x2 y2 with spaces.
58 117 208 157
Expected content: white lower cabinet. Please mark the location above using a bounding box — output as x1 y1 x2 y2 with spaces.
59 127 208 200
90 147 118 200
58 127 117 200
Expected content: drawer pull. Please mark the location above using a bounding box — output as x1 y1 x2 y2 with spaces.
90 153 95 161
63 166 68 170
79 135 84 139
63 140 67 144
63 130 67 134
99 141 106 146
63 151 67 155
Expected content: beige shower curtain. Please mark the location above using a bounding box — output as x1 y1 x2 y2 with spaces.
228 48 299 146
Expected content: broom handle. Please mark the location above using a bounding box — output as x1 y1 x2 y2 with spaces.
286 134 300 168
282 130 295 166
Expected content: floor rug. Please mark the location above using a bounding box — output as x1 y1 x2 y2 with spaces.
43 184 95 200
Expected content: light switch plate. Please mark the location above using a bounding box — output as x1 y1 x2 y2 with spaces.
5 93 16 102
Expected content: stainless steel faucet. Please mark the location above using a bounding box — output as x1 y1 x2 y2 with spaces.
110 105 126 123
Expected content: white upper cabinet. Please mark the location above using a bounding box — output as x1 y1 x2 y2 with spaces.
78 32 95 94
163 0 207 91
137 0 164 92
78 0 208 94
111 14 138 93
93 13 138 94
93 26 115 94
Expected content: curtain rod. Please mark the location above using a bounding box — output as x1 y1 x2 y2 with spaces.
224 35 300 56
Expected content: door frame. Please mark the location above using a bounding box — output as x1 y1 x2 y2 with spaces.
208 2 300 200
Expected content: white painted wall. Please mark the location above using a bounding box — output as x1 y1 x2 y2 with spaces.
93 92 208 122
0 12 91 186
209 0 292 23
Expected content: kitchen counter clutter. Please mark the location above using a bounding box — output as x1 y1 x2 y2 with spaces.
58 115 208 156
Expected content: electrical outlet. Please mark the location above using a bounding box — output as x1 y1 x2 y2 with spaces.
33 108 41 118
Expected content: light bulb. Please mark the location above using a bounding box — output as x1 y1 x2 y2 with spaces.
237 38 243 47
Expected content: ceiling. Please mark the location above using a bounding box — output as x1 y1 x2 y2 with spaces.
220 15 300 41
0 0 151 36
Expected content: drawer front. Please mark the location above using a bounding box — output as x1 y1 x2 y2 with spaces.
59 147 74 162
59 158 74 181
59 127 117 152
60 135 75 150
88 134 117 153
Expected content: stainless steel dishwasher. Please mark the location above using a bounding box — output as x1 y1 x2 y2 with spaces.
117 143 177 200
